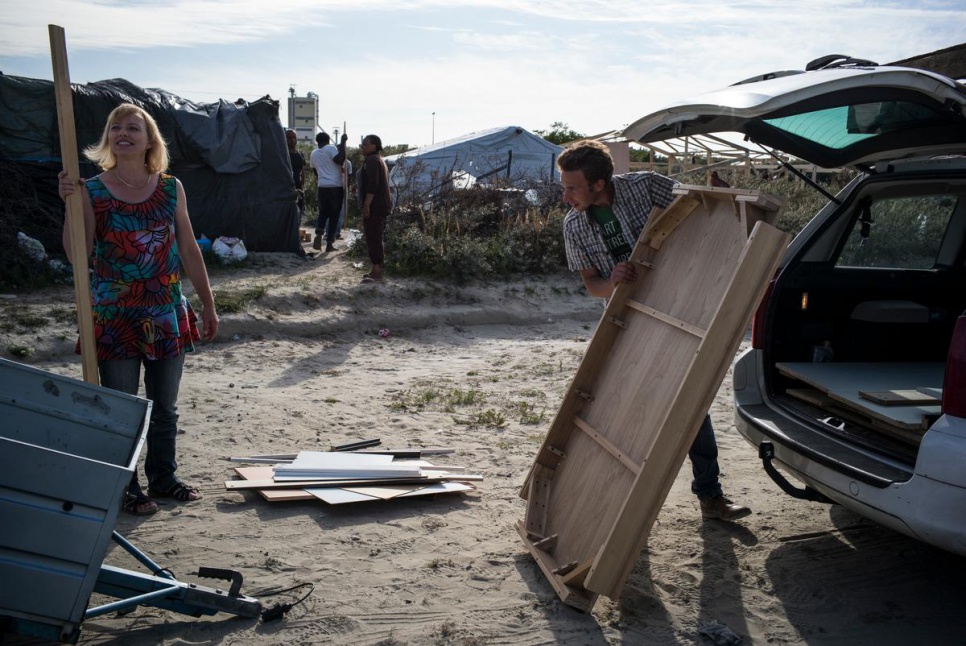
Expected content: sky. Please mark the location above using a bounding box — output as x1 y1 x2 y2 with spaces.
1 1 964 150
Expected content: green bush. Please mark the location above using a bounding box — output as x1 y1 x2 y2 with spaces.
362 192 568 284
347 167 855 283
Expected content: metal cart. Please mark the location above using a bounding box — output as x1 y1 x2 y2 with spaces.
0 358 261 643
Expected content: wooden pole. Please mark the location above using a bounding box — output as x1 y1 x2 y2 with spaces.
49 24 99 385
342 120 348 231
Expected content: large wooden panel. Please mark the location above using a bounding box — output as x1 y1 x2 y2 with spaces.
519 186 788 610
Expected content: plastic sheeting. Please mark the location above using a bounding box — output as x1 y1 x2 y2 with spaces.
384 126 563 194
0 73 302 254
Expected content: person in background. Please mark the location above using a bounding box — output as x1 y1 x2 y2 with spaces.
556 139 751 522
336 157 353 239
710 170 731 188
309 131 347 252
358 134 392 283
58 103 218 515
286 129 306 218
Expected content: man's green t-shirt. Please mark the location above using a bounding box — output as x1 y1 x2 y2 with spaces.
590 205 632 264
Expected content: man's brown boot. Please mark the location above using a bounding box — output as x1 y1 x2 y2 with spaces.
700 495 751 521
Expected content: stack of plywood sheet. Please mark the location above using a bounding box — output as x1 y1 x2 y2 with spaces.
518 185 789 611
226 450 481 504
778 361 944 444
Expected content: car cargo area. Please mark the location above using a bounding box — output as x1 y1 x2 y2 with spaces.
762 172 966 462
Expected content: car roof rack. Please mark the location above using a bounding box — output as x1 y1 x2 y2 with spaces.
805 54 880 71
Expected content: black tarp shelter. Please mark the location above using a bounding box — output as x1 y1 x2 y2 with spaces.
0 73 302 254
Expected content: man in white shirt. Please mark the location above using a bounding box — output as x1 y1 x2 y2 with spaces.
309 131 347 251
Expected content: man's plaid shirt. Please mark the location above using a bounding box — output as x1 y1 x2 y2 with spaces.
563 172 677 278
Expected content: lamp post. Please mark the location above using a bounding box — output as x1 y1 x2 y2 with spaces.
432 112 435 144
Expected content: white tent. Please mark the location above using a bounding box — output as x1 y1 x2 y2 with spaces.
385 126 563 195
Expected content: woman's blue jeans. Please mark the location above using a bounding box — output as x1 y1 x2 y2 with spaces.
100 354 184 494
689 414 723 500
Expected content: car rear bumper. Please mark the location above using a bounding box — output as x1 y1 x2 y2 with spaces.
734 353 966 557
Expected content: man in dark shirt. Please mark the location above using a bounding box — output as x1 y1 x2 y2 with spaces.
358 134 392 282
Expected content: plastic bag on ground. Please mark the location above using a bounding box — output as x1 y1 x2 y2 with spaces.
212 236 248 263
344 229 362 250
17 232 46 262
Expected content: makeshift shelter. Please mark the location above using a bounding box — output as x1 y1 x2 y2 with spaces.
0 74 302 255
385 126 563 198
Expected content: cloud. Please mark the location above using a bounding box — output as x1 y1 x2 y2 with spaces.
1 0 962 146
0 0 331 55
452 30 550 52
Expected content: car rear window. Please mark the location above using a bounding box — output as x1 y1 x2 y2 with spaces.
835 194 958 269
764 101 950 150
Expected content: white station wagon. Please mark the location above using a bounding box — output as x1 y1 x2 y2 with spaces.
624 56 966 556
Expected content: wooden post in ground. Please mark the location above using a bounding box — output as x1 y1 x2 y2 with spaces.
342 120 348 234
49 24 98 385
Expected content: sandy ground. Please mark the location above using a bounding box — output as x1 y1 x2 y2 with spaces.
3 244 966 646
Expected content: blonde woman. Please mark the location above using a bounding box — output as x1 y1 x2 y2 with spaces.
59 103 217 515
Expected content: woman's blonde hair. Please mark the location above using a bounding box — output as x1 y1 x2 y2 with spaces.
83 103 169 173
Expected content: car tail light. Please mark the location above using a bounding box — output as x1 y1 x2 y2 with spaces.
750 278 777 350
943 314 966 418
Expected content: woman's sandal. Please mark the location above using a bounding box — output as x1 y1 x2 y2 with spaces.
123 492 159 516
148 481 203 502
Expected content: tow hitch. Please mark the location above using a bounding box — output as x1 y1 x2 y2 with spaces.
759 441 833 503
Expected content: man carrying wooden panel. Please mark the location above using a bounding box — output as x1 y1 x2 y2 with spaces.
557 140 750 522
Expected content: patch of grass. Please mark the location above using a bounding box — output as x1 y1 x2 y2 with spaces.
49 306 76 324
7 344 32 358
530 362 561 376
389 388 441 411
10 309 49 330
516 401 547 425
475 409 506 428
213 284 269 314
445 388 486 408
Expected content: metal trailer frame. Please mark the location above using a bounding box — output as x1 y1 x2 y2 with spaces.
0 358 262 643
